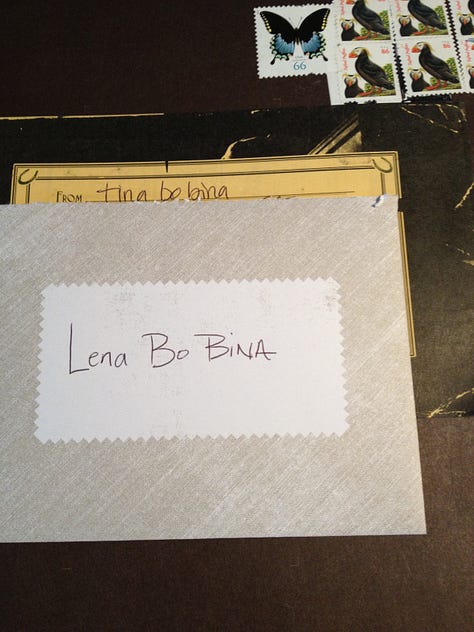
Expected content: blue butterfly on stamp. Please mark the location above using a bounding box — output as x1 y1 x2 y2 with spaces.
260 8 330 64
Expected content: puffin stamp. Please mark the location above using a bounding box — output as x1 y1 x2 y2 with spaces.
335 0 393 42
335 41 401 102
451 0 474 40
398 36 463 95
254 4 337 78
458 37 474 92
391 0 450 39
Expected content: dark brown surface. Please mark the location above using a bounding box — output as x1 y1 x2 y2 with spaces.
0 0 332 117
1 2 473 630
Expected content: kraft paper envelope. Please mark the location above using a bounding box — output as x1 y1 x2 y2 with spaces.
0 197 426 540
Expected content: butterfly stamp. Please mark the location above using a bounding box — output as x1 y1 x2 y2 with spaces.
335 0 393 42
254 4 337 78
391 0 451 39
330 41 401 102
398 36 463 96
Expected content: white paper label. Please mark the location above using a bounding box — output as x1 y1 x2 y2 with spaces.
37 280 347 442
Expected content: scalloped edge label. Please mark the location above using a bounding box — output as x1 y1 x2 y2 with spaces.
36 279 348 442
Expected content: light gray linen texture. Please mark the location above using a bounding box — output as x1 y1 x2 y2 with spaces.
0 197 426 540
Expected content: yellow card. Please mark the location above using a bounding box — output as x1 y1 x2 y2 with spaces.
10 152 400 204
9 151 413 355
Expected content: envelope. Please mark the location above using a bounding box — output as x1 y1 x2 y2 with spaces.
0 196 425 540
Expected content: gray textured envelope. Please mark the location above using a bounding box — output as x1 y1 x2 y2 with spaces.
0 197 426 540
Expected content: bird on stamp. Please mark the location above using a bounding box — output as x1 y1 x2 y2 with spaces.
347 0 389 39
348 47 394 96
411 42 459 90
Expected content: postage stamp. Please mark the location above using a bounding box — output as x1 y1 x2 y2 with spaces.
458 37 474 91
254 4 337 77
450 0 474 40
398 37 463 96
391 0 451 39
334 0 393 42
331 41 401 102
